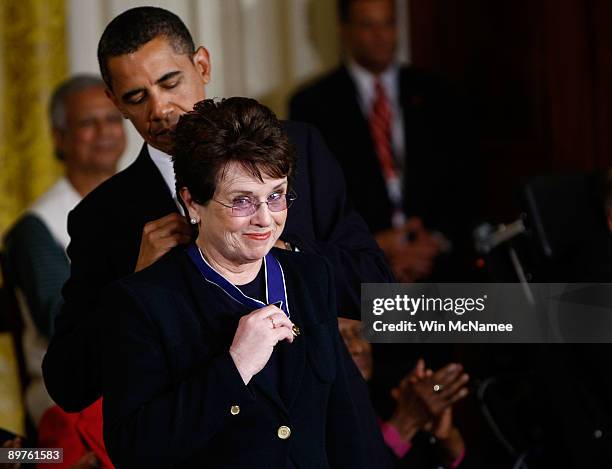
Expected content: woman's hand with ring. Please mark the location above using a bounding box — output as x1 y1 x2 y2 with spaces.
389 359 469 440
229 305 295 384
411 363 469 417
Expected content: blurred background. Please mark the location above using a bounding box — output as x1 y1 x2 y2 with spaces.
0 0 407 236
1 0 609 236
0 1 611 466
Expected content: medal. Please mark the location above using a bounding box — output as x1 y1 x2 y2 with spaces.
186 243 291 318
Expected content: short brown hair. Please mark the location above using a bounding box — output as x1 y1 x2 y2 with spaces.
173 97 296 204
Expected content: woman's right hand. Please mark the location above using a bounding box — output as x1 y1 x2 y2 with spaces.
229 305 295 384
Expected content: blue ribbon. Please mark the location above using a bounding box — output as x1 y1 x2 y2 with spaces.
186 243 290 318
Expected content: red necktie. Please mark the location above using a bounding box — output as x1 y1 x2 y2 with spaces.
370 79 406 227
370 79 395 180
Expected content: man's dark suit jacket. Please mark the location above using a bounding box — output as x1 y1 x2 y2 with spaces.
99 248 392 469
290 65 479 260
43 121 393 412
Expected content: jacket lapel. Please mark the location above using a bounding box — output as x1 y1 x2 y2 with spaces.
251 283 306 417
274 255 306 411
338 65 390 191
278 284 306 411
129 144 178 222
337 65 372 139
180 250 247 347
108 144 180 276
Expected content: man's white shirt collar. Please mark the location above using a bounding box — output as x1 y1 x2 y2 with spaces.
346 59 400 117
148 144 184 214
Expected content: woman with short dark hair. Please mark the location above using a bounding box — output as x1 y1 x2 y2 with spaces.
99 98 392 469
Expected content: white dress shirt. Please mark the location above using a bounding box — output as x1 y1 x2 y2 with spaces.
346 59 406 169
148 144 184 214
347 60 407 227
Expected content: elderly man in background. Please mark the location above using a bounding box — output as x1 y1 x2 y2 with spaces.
3 74 125 427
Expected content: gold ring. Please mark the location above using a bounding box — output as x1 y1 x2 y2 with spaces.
269 317 276 329
433 384 443 393
291 325 301 337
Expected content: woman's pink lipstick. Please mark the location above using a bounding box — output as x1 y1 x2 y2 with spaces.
244 232 271 241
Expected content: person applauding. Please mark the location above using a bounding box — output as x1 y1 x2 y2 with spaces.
339 318 468 468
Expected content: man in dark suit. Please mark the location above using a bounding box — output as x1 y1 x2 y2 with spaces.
290 0 479 282
43 6 393 413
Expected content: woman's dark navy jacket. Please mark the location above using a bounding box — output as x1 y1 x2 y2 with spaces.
99 247 393 469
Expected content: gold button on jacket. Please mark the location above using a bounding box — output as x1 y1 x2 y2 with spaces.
230 405 240 415
277 425 291 439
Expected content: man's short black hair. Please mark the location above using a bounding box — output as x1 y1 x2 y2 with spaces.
97 6 195 90
338 0 394 23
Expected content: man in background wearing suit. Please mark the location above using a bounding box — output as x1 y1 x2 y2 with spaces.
290 0 480 282
42 6 393 418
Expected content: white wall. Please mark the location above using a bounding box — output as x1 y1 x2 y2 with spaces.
67 0 409 169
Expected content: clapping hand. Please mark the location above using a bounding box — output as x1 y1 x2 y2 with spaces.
388 359 469 440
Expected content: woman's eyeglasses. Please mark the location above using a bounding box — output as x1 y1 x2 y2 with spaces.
213 191 297 217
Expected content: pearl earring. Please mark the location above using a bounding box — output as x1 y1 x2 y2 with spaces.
190 217 198 225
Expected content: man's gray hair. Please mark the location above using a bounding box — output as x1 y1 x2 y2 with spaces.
49 74 106 130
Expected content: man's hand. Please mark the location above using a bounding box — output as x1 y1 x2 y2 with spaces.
390 240 439 282
135 213 192 272
375 217 442 282
229 305 295 385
